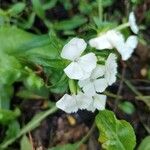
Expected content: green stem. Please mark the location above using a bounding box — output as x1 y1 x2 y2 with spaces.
0 106 58 149
69 79 77 95
104 91 123 100
97 0 103 21
114 22 130 31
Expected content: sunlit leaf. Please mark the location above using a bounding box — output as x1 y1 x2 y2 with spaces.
96 110 136 150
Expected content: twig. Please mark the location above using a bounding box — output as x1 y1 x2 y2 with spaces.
29 132 35 150
76 122 96 149
104 91 123 100
114 61 126 112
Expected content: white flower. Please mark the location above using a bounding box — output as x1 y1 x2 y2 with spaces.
129 12 139 34
87 94 107 112
89 33 113 50
78 65 108 96
89 30 125 50
107 31 138 60
56 93 106 113
104 53 117 85
56 92 92 113
61 37 97 80
78 53 117 95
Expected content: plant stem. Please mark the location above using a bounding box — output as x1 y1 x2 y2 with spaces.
97 0 103 21
104 91 123 99
114 22 130 31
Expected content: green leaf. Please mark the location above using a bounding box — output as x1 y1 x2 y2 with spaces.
138 136 150 150
101 0 116 7
95 110 136 150
21 135 32 150
0 108 21 125
25 54 68 69
0 26 35 54
32 0 45 19
0 85 13 109
49 143 78 150
3 121 20 141
8 2 26 16
54 15 87 30
0 54 22 85
119 101 135 115
43 0 58 10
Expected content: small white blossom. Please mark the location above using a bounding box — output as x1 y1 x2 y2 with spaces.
129 12 139 34
78 65 107 96
56 92 106 113
61 37 97 80
78 53 117 95
56 92 93 113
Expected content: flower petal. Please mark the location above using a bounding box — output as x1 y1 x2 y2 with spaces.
106 30 125 54
76 92 93 109
126 35 138 49
121 36 138 60
91 65 105 79
82 82 96 96
79 53 97 80
94 78 108 93
105 53 117 85
129 12 139 34
89 34 113 50
61 37 87 61
86 99 96 112
56 94 78 113
78 79 90 88
64 62 84 80
93 94 106 110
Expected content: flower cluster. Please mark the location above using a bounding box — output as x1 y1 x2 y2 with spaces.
56 12 138 113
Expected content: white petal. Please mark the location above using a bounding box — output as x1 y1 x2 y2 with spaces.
89 34 113 50
61 37 87 61
129 12 139 34
78 79 90 88
82 82 96 96
106 30 125 53
86 99 96 112
126 35 138 49
93 94 106 110
94 78 108 93
64 62 84 80
91 65 105 79
121 36 138 60
56 94 78 113
79 53 97 79
105 53 117 85
76 92 93 109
